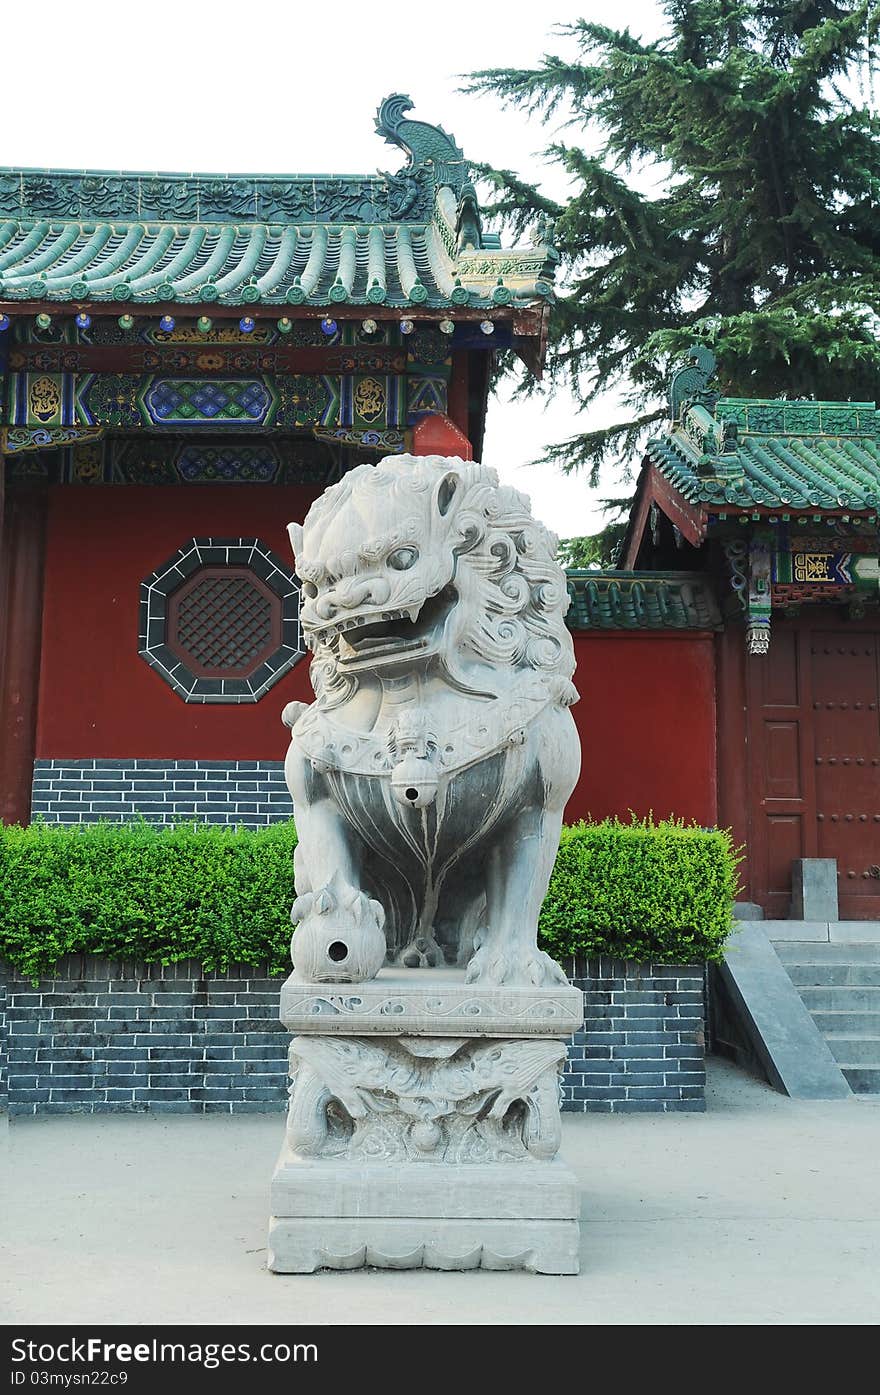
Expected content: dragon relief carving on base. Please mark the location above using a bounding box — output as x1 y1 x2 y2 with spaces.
286 1034 566 1164
283 453 581 989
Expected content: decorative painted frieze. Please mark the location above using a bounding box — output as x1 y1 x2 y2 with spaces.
4 369 446 432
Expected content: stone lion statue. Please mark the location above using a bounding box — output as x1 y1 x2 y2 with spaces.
283 454 580 988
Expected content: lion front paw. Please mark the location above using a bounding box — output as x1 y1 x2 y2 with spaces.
291 872 386 984
465 940 569 988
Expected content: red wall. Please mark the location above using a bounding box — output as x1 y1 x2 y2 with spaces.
566 632 718 826
38 494 719 826
37 485 321 759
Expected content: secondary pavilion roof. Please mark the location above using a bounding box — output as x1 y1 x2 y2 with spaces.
646 398 880 514
0 95 557 315
622 347 880 564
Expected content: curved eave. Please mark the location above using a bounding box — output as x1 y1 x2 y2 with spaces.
0 217 556 312
619 460 879 569
645 431 880 515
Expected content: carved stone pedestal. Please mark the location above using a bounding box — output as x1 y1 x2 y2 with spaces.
267 968 584 1274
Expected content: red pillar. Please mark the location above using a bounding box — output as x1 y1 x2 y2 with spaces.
715 623 749 898
412 412 473 460
0 480 48 825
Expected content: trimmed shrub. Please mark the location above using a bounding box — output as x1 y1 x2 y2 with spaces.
0 816 737 978
0 820 298 979
538 818 739 964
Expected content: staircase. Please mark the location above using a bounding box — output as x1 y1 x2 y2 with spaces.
774 942 880 1094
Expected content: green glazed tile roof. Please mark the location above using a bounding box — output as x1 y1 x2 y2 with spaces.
0 97 557 312
566 570 721 631
646 399 880 513
0 218 556 309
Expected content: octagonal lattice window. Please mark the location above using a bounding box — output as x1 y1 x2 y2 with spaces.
139 538 304 703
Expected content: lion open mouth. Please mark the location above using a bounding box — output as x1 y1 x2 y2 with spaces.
318 587 455 665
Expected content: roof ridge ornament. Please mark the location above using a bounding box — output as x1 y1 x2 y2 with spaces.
374 94 466 185
455 181 482 253
669 342 718 422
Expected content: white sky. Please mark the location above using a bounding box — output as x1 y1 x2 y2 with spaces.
5 0 666 538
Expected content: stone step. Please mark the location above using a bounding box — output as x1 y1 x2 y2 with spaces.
810 1009 880 1035
799 986 880 1011
786 964 880 988
774 942 880 965
824 1035 880 1067
840 1065 880 1094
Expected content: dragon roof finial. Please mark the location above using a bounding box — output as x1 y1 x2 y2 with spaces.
374 94 466 183
669 343 718 422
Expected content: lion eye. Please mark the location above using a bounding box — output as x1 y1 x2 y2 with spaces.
387 547 418 571
301 581 318 599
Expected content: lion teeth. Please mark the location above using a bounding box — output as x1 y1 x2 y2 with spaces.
318 604 425 638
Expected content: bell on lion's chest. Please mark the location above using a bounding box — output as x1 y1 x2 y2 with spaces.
390 752 439 809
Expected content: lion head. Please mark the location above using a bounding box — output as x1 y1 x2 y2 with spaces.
288 454 576 704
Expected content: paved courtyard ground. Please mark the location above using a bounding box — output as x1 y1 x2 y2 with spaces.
2 1056 878 1326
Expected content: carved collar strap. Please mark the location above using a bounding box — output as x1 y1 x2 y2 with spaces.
293 673 557 779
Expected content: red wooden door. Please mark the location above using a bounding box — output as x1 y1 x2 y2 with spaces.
811 632 880 917
747 623 816 918
0 482 48 825
747 615 880 918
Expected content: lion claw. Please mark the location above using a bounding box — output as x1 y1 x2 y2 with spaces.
465 942 569 988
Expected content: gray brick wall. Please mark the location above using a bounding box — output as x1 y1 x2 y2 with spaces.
31 759 292 827
0 972 7 1105
1 955 705 1115
563 957 706 1113
2 958 288 1115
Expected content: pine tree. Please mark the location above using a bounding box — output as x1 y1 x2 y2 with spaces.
556 508 630 567
467 1 880 489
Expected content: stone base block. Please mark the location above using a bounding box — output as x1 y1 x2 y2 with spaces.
270 1152 579 1218
790 857 839 922
267 1216 580 1274
268 1154 581 1273
279 966 584 1038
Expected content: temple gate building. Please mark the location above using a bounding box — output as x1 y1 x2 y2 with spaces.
619 348 880 920
0 97 556 830
1 100 878 924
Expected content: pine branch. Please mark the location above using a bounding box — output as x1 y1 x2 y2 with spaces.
537 410 668 488
465 161 564 241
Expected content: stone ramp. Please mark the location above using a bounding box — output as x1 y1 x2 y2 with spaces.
713 922 851 1098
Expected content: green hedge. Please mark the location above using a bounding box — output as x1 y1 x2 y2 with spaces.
0 817 738 979
0 821 298 980
539 818 739 964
